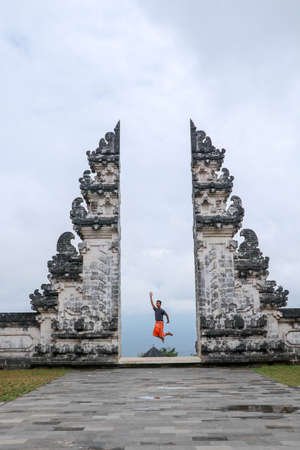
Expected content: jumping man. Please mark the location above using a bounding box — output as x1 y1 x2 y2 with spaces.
150 291 173 343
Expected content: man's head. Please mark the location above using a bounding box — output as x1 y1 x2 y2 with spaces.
156 300 162 308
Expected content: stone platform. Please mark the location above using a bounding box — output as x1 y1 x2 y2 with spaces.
119 356 201 366
1 367 300 449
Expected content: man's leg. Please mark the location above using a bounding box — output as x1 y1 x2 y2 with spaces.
154 322 165 342
156 322 164 343
165 332 173 337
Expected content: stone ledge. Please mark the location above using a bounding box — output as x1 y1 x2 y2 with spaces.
0 313 39 328
52 332 115 339
0 357 33 369
279 308 300 320
81 183 118 194
193 183 233 194
202 329 267 338
119 356 201 366
201 352 291 364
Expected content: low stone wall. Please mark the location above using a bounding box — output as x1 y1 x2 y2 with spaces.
0 313 40 368
278 308 300 361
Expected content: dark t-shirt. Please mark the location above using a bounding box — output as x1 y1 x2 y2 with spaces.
153 306 166 322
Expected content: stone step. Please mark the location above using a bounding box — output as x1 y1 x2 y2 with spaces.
119 356 201 367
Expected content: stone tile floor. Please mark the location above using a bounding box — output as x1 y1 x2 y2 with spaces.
0 367 300 449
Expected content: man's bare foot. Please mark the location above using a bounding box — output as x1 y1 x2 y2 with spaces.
165 332 173 337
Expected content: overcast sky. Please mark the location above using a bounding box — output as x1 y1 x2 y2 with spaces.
1 0 299 356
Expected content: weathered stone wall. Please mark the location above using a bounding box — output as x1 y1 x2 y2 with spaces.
0 314 40 367
191 120 299 363
278 309 300 361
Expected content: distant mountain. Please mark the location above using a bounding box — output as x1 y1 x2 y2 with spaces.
142 346 165 357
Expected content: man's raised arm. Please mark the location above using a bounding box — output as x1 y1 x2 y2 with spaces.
149 291 155 309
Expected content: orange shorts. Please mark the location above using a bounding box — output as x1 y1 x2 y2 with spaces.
153 321 165 338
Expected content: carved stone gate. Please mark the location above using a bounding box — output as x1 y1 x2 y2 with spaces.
0 121 299 367
190 120 300 363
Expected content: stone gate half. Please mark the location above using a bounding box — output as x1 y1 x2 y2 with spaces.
0 122 121 367
190 120 300 363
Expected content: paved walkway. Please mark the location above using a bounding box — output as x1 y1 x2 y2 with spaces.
1 367 300 449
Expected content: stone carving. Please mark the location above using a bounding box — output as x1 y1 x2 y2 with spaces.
201 338 286 358
98 133 116 153
97 164 119 184
79 170 118 199
70 198 87 220
30 284 58 312
71 194 118 237
218 168 234 184
34 342 118 358
47 232 82 281
0 313 38 328
226 196 244 221
79 170 94 190
192 165 215 182
195 196 244 230
70 197 118 237
71 214 118 236
97 193 119 216
235 229 269 277
87 121 120 170
227 239 238 252
238 229 260 257
193 167 234 195
286 331 300 346
259 281 289 308
190 119 225 162
57 232 77 255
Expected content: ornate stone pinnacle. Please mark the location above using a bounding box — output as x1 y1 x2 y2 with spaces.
87 121 120 171
190 119 225 162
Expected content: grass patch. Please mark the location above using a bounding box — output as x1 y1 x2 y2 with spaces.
253 364 300 386
0 368 71 402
